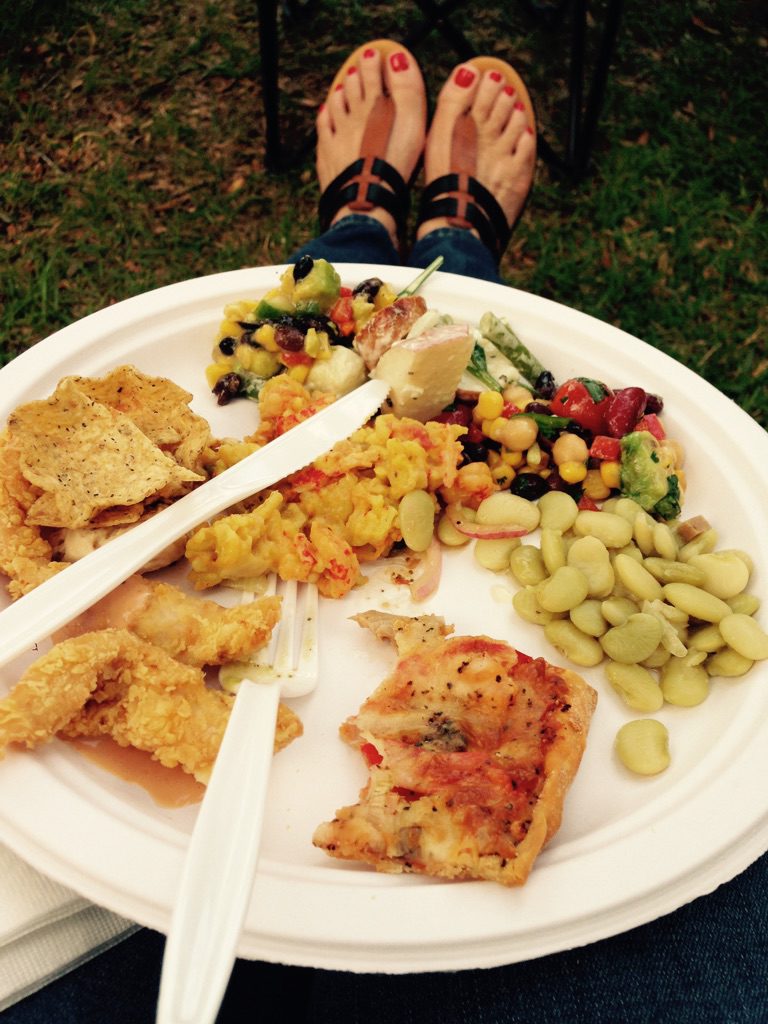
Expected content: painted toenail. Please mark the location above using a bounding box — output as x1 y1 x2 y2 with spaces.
334 83 344 91
504 85 515 96
454 67 476 88
363 48 376 58
347 66 358 74
390 51 409 72
514 100 525 111
489 70 502 82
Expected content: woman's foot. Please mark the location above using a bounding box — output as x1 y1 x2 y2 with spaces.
316 41 427 248
416 59 536 256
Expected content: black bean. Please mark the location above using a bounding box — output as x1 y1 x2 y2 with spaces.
292 255 314 281
353 277 383 301
218 336 236 355
564 421 594 447
534 370 557 399
510 473 550 501
460 442 489 465
525 401 553 416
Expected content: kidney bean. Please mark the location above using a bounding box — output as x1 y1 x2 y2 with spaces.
604 387 647 437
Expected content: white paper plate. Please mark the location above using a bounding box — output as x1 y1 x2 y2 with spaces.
1 264 767 974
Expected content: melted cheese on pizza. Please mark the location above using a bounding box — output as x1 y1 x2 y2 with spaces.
313 625 597 886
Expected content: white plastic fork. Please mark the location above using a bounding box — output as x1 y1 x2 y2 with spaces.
156 576 319 1024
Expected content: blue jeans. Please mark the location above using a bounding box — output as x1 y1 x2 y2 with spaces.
5 852 768 1022
288 214 504 284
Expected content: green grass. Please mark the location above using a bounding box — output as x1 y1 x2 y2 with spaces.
1 0 765 426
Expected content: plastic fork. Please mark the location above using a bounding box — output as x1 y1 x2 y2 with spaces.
156 576 319 1024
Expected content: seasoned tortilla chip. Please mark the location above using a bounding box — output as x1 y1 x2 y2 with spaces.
8 378 202 529
69 366 213 474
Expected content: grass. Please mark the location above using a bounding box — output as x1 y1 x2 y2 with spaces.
1 0 766 426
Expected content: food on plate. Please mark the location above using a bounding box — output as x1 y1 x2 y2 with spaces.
7 375 204 529
313 612 597 886
0 366 215 600
0 628 301 783
54 574 281 667
185 376 465 597
206 258 398 404
208 259 686 525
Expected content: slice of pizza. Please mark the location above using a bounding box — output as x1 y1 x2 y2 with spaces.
313 612 597 887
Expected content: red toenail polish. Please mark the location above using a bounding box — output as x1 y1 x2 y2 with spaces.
455 67 475 88
504 85 515 96
526 125 535 134
363 48 375 58
514 100 525 111
489 70 502 82
334 83 343 91
347 66 358 74
390 51 409 72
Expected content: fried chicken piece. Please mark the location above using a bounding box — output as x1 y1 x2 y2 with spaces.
0 629 302 783
55 575 282 668
350 610 453 656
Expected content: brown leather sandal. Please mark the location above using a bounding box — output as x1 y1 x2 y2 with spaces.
417 57 537 261
317 40 423 247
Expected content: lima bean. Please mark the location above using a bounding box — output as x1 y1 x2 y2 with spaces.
718 613 768 661
615 719 670 776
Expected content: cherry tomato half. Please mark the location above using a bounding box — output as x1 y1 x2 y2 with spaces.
549 378 613 434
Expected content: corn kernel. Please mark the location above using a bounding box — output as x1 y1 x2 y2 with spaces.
501 449 524 468
205 362 231 388
491 464 515 487
583 468 611 500
475 390 505 421
483 416 508 443
559 460 588 484
287 363 310 383
486 449 502 468
599 460 621 489
255 323 279 351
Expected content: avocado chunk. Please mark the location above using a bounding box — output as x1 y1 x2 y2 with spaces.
620 431 681 520
292 258 341 315
255 289 296 320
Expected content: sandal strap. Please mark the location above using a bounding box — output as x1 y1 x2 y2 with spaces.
418 172 511 260
318 155 410 237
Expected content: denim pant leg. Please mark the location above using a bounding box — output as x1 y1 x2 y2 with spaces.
410 227 504 285
287 215 503 287
287 215 399 267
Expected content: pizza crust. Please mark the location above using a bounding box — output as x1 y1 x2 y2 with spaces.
313 616 597 886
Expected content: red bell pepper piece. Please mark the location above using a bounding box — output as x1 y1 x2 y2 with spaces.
634 413 666 439
360 742 383 766
589 435 622 461
329 295 356 337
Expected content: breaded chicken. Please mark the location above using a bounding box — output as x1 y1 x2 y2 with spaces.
0 629 302 783
55 574 282 668
314 615 596 886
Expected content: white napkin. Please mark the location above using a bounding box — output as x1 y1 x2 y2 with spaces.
0 842 137 1011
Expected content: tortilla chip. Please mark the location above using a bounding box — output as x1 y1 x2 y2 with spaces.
69 366 213 473
8 378 203 529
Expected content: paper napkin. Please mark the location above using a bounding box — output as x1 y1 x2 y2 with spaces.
0 842 137 1011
